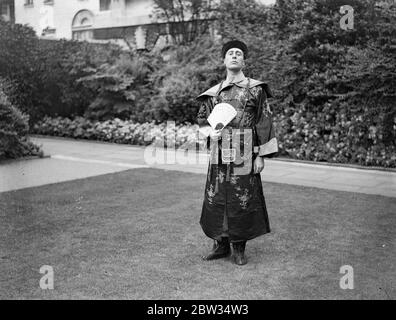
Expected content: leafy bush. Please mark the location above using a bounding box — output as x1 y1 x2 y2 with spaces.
33 39 121 120
77 53 152 121
0 79 42 160
0 19 122 123
0 19 39 121
272 0 396 166
148 37 224 124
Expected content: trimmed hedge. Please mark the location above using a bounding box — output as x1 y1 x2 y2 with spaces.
32 116 396 168
0 82 43 161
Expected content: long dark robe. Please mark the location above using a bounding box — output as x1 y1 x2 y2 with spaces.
196 78 278 242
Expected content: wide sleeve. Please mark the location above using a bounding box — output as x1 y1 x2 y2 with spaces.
196 96 214 150
254 85 278 158
197 97 211 128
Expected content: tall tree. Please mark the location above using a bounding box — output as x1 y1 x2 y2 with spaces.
152 0 216 44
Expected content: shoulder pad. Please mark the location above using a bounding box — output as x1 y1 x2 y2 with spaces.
248 79 273 98
196 83 221 101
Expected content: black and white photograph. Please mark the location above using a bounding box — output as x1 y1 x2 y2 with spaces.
0 0 395 305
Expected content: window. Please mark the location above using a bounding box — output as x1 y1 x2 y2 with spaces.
24 0 34 6
72 10 94 41
44 0 54 5
99 0 111 11
73 30 93 41
0 4 10 21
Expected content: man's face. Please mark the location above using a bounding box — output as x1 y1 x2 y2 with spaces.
224 48 245 71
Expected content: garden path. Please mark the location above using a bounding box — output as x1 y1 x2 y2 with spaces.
0 135 394 198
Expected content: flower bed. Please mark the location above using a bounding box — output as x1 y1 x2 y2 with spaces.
32 116 396 168
32 116 207 151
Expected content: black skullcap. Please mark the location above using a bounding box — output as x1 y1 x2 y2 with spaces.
221 40 248 59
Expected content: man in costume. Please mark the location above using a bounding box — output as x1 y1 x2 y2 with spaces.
196 40 278 265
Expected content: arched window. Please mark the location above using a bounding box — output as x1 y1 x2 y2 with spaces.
72 9 94 41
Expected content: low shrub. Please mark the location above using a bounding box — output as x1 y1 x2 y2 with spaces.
0 81 43 160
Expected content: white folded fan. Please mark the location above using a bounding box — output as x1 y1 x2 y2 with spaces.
207 103 237 130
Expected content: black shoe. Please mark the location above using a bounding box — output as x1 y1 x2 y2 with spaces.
202 237 231 261
232 241 247 265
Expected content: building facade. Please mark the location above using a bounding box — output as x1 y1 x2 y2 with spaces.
9 0 275 50
13 0 162 49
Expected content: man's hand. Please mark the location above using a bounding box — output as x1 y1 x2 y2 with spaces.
253 156 265 174
209 129 222 141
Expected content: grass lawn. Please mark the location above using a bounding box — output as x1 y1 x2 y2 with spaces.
0 167 395 299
